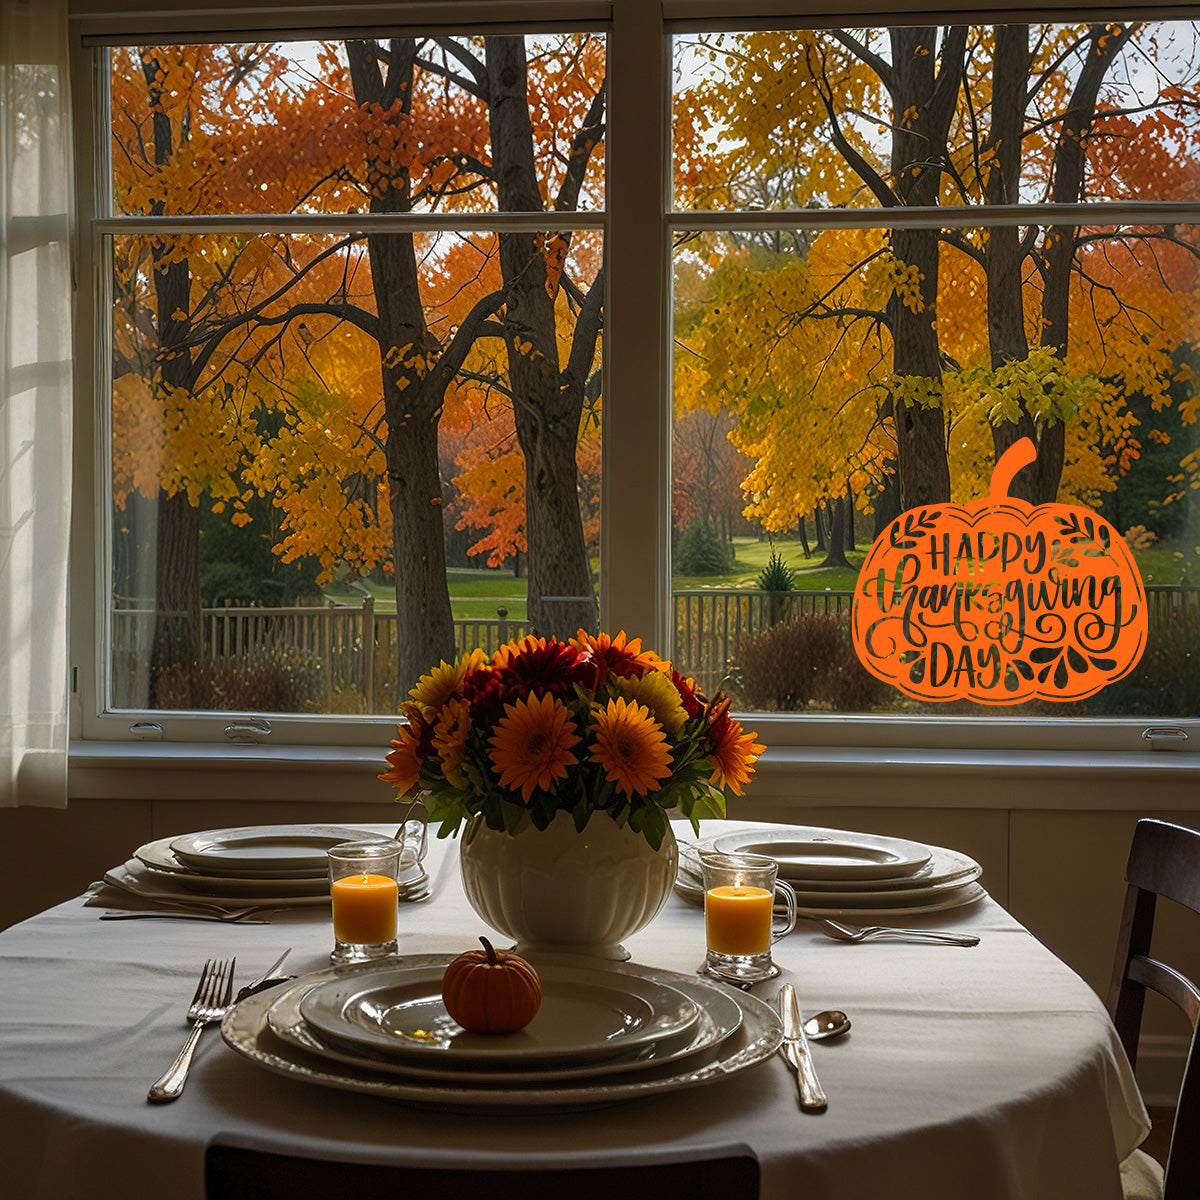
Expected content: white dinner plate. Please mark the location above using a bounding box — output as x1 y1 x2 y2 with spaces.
710 825 932 880
298 960 701 1067
672 873 988 916
106 859 332 908
133 835 422 897
267 963 743 1084
679 841 981 896
222 959 782 1110
169 825 381 875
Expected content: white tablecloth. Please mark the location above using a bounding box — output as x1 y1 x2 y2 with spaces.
0 820 1149 1199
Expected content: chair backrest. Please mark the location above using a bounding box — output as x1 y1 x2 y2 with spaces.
1108 818 1200 1200
206 1144 759 1200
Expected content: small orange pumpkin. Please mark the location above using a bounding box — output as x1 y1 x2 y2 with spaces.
441 936 543 1034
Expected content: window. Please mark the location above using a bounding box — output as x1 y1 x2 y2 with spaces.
670 20 1200 750
86 29 605 742
68 1 1200 785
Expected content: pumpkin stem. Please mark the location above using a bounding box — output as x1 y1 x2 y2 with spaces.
479 935 498 965
989 437 1037 502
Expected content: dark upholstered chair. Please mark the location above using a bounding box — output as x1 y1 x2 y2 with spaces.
1108 818 1200 1200
206 1143 759 1200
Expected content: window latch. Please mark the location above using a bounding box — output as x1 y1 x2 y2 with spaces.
1141 727 1189 750
224 719 272 744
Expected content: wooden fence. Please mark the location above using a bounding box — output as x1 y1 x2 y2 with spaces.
112 583 1200 710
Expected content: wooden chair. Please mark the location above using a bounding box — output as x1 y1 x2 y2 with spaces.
1108 818 1200 1200
206 1143 759 1200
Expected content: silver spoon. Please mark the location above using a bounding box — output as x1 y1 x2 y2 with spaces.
804 1010 851 1040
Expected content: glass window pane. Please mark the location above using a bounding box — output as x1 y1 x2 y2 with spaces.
110 34 606 216
672 23 1200 212
671 221 1200 718
109 226 603 714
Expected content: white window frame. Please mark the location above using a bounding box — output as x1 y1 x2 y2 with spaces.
66 0 1200 807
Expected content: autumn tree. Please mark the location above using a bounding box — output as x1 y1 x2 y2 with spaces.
673 23 1200 539
111 34 606 698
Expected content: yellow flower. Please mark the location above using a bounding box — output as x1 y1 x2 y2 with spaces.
616 668 687 734
407 648 486 718
488 692 582 803
432 697 471 789
590 697 673 798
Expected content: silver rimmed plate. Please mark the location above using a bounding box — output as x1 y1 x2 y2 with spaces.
169 825 381 875
105 859 333 907
675 869 986 918
710 825 932 881
298 960 701 1067
222 959 782 1110
267 962 743 1084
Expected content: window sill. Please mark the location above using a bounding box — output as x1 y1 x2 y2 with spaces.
67 739 1200 808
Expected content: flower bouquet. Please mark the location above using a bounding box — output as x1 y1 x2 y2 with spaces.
380 631 764 851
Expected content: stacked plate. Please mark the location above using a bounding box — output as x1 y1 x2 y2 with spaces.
676 825 986 918
101 823 426 911
221 953 783 1109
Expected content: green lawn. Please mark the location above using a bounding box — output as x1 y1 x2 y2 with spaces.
322 533 1196 616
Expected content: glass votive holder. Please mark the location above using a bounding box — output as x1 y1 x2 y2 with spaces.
328 839 402 965
699 849 797 984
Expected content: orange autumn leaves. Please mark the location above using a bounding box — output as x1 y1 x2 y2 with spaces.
380 631 764 846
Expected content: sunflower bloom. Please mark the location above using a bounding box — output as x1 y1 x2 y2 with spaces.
432 697 472 789
378 723 426 794
489 692 581 803
616 669 687 734
407 649 486 719
707 710 765 796
590 697 673 798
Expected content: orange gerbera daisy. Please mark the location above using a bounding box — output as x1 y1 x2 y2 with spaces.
488 692 581 803
707 709 765 796
378 722 427 794
571 629 663 687
590 697 673 798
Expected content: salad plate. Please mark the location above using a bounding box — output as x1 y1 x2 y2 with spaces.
710 825 932 880
298 959 702 1067
169 824 381 875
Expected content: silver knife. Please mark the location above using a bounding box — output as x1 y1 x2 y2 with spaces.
779 983 827 1111
235 948 294 1002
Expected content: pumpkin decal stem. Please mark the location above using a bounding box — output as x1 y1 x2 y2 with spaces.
851 436 1148 704
441 936 543 1034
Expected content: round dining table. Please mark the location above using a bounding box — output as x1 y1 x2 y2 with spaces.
0 819 1149 1200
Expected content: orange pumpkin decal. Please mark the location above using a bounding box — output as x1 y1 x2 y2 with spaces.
851 438 1147 704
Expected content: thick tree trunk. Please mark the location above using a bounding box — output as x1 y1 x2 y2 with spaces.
348 39 455 691
144 55 202 699
885 26 964 511
1036 23 1137 503
984 26 1041 502
819 497 851 568
487 36 599 639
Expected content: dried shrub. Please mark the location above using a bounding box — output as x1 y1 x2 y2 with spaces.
739 613 888 712
152 647 325 713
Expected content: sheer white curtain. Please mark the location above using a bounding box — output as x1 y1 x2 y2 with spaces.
0 0 73 806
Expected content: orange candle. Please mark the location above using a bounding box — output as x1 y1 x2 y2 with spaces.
331 873 399 944
705 885 774 955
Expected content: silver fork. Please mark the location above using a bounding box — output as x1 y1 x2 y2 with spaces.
814 917 979 946
147 957 236 1103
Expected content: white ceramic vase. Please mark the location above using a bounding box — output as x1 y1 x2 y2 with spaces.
458 809 679 960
